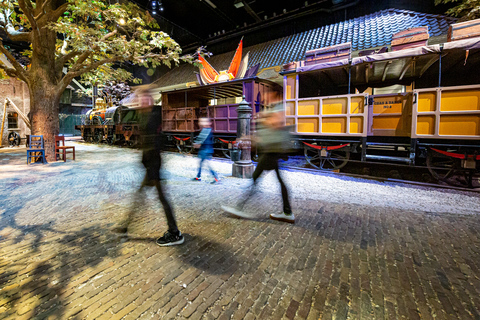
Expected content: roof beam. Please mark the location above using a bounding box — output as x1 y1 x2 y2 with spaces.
382 61 392 82
235 0 262 23
399 58 413 81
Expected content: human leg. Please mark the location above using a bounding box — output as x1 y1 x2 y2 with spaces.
154 180 178 234
196 157 206 179
275 167 292 214
269 166 294 223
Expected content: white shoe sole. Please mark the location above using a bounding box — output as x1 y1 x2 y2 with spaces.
269 214 295 224
156 237 185 246
221 205 254 219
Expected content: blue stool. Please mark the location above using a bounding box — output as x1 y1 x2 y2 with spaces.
27 135 47 164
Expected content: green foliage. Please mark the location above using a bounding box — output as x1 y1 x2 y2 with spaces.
0 0 202 86
435 0 480 21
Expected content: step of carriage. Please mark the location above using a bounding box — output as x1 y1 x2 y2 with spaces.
366 142 412 151
365 154 413 164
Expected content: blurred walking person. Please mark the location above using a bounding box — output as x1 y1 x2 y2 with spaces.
114 91 184 246
192 117 220 184
222 107 294 223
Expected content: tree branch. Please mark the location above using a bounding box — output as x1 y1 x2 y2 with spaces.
33 0 53 19
0 62 20 79
58 55 124 96
48 3 69 23
0 9 32 42
0 43 28 83
0 25 31 42
18 0 38 30
56 50 81 67
67 30 118 73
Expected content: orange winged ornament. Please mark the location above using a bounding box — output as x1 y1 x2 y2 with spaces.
198 39 249 84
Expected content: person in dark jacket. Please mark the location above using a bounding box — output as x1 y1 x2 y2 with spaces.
192 117 220 183
114 91 183 246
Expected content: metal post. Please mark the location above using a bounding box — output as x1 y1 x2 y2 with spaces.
232 95 254 178
438 44 443 88
93 85 98 109
348 58 352 94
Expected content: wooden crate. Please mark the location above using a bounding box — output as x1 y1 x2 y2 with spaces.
391 27 429 51
304 42 351 65
448 18 480 41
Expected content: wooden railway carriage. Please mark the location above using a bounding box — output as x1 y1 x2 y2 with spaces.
282 25 480 187
160 77 282 156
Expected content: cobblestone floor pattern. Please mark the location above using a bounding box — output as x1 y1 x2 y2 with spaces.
1 142 480 320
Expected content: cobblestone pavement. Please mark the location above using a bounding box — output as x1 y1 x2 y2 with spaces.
1 142 480 320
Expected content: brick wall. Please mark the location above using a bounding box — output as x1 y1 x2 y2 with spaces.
0 78 30 146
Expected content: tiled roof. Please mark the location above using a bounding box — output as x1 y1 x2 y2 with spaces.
154 8 455 88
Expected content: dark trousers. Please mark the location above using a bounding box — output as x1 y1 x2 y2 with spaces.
123 150 178 233
238 153 292 214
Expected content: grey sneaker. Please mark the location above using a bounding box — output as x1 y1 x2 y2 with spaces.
269 212 295 224
221 205 254 219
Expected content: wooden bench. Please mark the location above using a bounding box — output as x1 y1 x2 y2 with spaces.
55 135 75 162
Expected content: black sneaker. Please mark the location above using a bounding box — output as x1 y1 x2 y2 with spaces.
156 231 184 246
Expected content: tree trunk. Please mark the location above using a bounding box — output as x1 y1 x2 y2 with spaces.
29 85 60 162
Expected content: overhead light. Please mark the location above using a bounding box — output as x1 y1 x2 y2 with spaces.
151 0 157 8
204 0 217 9
152 10 156 15
234 0 244 9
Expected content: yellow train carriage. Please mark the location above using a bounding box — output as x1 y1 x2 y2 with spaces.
282 30 480 187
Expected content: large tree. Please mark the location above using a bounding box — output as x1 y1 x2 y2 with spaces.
0 0 199 159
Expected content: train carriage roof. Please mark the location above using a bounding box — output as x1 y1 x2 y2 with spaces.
159 76 280 100
287 37 480 89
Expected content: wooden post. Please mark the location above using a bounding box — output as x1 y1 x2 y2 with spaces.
0 99 8 147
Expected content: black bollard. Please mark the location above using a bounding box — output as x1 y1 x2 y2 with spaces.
232 96 254 178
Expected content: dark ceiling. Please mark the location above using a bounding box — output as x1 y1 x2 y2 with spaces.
132 0 451 54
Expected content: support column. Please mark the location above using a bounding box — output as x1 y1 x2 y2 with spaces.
232 96 254 178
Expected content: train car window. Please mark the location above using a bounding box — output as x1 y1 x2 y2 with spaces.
7 112 18 129
298 72 349 98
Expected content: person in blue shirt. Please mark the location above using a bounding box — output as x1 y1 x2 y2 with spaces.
193 117 220 183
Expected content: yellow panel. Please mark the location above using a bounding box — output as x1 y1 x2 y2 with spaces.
286 76 296 100
298 100 319 115
323 98 347 115
372 116 401 130
439 115 480 136
372 95 404 114
350 97 364 114
285 102 295 116
416 115 435 135
441 90 480 111
297 118 319 133
322 117 346 133
286 117 295 127
418 92 436 112
350 117 364 134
